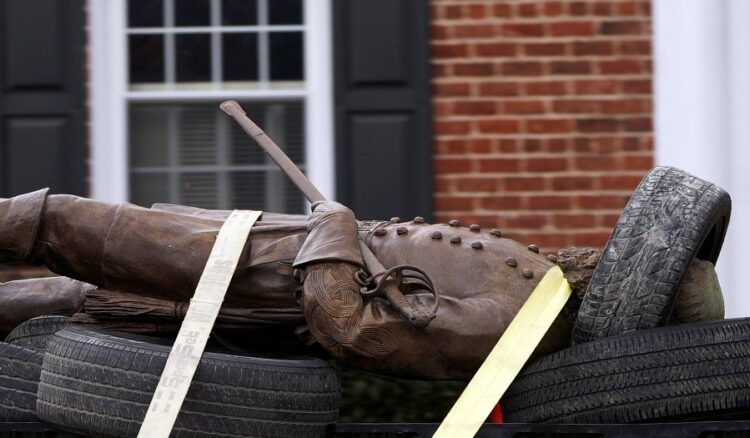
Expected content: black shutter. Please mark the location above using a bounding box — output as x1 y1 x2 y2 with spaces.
333 0 432 221
0 0 86 197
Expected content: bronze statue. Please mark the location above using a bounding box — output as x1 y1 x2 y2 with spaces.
0 187 722 380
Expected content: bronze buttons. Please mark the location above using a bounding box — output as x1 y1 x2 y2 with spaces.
471 241 483 249
413 216 425 224
505 257 517 268
528 244 539 253
490 229 502 237
374 228 387 236
396 227 408 235
522 269 534 279
390 217 401 223
448 219 461 227
431 231 443 240
469 224 481 232
450 236 462 244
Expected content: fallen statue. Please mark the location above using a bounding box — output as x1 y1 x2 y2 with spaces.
0 180 725 380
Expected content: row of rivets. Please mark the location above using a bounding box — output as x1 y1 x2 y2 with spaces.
396 227 408 235
506 257 517 267
374 228 387 236
471 241 483 249
450 236 462 244
491 229 502 237
522 269 534 279
391 217 401 223
413 216 425 224
469 224 481 232
547 254 558 263
528 244 539 253
448 219 461 227
431 231 443 240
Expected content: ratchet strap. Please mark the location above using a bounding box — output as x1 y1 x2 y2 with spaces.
137 210 262 438
434 266 572 438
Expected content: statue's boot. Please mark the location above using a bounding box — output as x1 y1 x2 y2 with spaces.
0 188 49 263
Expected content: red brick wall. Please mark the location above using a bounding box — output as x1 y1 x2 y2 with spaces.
431 0 653 254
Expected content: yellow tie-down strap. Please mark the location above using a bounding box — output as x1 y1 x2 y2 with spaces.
434 266 572 438
137 210 262 438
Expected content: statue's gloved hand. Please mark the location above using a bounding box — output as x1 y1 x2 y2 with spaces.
293 201 364 268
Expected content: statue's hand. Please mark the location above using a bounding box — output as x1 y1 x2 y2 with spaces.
293 201 364 268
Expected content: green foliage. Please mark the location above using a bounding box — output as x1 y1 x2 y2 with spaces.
335 363 466 423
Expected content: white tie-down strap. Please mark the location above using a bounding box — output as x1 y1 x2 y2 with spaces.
137 210 262 438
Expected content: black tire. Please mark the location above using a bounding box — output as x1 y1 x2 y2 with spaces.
503 318 750 423
571 166 731 345
5 316 71 352
0 341 43 422
37 326 339 438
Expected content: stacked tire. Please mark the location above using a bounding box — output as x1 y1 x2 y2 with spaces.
502 166 738 423
1 317 339 437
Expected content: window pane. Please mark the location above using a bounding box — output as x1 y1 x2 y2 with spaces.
223 33 258 82
128 0 164 27
129 101 305 213
231 171 304 213
222 0 257 25
178 107 216 165
130 173 170 207
130 107 169 167
129 35 164 83
180 173 218 209
269 0 302 24
176 34 211 82
269 32 303 81
175 0 210 26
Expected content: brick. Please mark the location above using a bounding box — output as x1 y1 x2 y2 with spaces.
456 177 499 192
616 2 639 16
436 139 468 154
550 61 591 75
479 82 520 96
600 59 643 74
433 176 453 193
503 100 546 114
623 79 651 94
455 62 494 76
526 81 567 96
573 41 613 56
576 118 620 133
601 214 621 228
476 42 517 57
601 99 649 114
572 232 611 247
528 196 572 210
555 214 596 229
577 195 628 209
601 175 643 190
505 215 548 229
467 4 487 19
469 139 493 153
524 43 566 57
434 157 472 173
478 158 521 172
493 3 511 18
593 2 612 16
553 99 600 113
574 80 618 95
623 154 653 169
522 139 543 152
434 120 471 136
480 196 523 210
431 24 451 40
624 117 652 132
600 20 643 35
442 5 463 19
518 3 539 17
547 138 568 152
526 157 568 172
435 196 475 211
569 1 587 15
527 119 573 133
552 176 594 191
619 40 651 55
575 155 620 171
433 82 471 97
432 43 470 58
502 23 545 37
498 139 518 152
504 177 546 192
454 24 496 39
477 119 521 134
455 100 497 115
432 63 450 78
434 101 452 117
501 61 543 76
544 1 564 16
550 21 596 36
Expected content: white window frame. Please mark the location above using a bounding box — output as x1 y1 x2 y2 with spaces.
88 0 334 204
